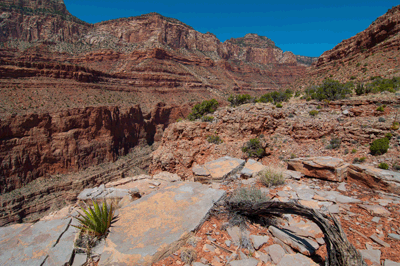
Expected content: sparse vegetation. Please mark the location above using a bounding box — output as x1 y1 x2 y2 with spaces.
276 102 283 108
207 135 223 144
378 162 389 170
180 248 197 264
376 106 385 112
229 187 269 205
258 167 285 187
309 110 319 116
304 79 353 101
385 133 393 140
370 137 389 155
72 200 117 237
392 121 400 130
242 138 265 158
201 115 214 122
228 94 252 106
326 138 341 149
353 157 366 164
351 148 357 154
257 89 293 104
187 99 218 121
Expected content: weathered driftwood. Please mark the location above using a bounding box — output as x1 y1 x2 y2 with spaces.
227 201 366 266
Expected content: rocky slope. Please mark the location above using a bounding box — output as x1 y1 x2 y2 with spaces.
290 5 400 90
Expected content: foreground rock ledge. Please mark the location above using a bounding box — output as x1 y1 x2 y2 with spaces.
98 182 226 266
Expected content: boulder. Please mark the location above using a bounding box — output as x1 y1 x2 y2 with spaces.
287 157 349 182
98 182 225 265
347 164 400 195
0 217 76 266
193 156 245 183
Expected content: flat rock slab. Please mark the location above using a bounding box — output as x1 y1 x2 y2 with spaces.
359 249 381 266
348 164 400 195
78 184 139 201
229 258 259 266
287 156 348 182
241 159 267 178
194 156 245 182
277 253 319 266
0 217 75 266
99 182 225 266
359 204 391 217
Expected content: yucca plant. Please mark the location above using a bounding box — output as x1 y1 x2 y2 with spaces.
73 200 117 236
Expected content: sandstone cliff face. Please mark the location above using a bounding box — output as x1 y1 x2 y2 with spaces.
0 103 191 194
290 5 400 89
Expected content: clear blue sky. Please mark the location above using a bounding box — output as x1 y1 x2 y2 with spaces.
64 0 399 57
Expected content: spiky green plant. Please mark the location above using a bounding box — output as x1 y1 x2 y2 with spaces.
73 200 117 236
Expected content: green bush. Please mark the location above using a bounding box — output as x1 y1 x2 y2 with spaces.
207 135 223 144
376 106 384 112
316 105 322 109
309 110 319 116
187 99 218 121
378 162 389 170
304 79 353 101
385 133 393 140
355 83 365 95
201 115 214 122
257 89 293 104
258 167 285 187
392 121 399 130
276 102 283 108
73 200 117 236
326 138 341 149
353 157 366 164
228 94 252 106
351 148 357 154
370 137 389 155
242 138 265 158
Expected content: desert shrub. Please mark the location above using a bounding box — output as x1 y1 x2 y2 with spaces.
351 148 357 154
228 94 252 106
207 135 223 144
304 79 353 101
370 137 389 155
316 105 322 109
242 138 265 158
378 117 386 122
187 99 218 121
73 200 117 236
326 138 341 149
353 157 366 164
392 121 400 130
258 167 285 187
290 153 297 159
376 106 384 112
309 110 319 116
364 77 400 94
359 156 366 162
229 187 269 205
201 115 214 122
180 248 197 264
355 83 365 95
257 89 293 104
176 118 184 122
350 76 357 80
378 162 389 170
295 91 301 97
385 133 393 140
276 102 283 108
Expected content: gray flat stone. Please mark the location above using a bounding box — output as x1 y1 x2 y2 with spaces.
337 182 347 191
359 204 391 217
78 186 139 201
194 156 245 182
284 170 304 180
384 259 400 266
388 233 400 241
335 194 361 204
0 218 75 266
229 258 259 266
241 159 267 178
265 244 286 264
277 253 319 266
359 249 381 265
99 182 225 266
371 217 381 223
328 204 340 214
370 234 390 248
250 235 269 250
152 171 181 182
268 226 318 256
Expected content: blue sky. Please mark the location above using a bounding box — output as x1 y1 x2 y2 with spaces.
64 0 399 57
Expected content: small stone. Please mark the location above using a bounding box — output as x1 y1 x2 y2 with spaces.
266 244 286 264
229 258 259 266
207 236 216 242
200 257 209 264
359 249 381 265
225 240 232 247
203 244 215 252
316 237 325 245
384 259 400 266
149 181 161 186
250 235 270 250
370 234 390 248
337 182 347 191
193 263 208 266
371 217 381 223
328 204 340 214
388 233 400 241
